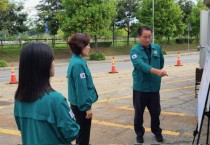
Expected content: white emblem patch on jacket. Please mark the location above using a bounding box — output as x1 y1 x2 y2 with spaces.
132 54 137 59
154 51 158 55
80 73 86 79
69 110 76 120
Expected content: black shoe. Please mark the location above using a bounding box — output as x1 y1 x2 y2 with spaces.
155 134 163 142
136 136 144 143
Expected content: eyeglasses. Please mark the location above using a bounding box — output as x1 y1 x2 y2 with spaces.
141 36 152 40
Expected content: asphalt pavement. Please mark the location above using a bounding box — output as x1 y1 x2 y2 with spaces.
1 50 209 144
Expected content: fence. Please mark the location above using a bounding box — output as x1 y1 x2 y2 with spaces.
0 37 137 49
0 39 67 48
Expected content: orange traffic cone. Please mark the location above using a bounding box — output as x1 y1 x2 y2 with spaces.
9 64 18 84
109 56 118 73
175 51 183 66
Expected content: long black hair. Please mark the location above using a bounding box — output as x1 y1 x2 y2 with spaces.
15 42 54 102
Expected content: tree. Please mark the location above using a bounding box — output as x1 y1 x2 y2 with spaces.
0 0 9 12
35 0 62 36
0 2 28 36
177 0 194 24
187 0 208 38
60 0 116 53
115 0 140 45
177 0 194 37
137 0 185 43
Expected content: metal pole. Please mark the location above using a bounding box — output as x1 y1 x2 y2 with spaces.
112 20 115 46
197 83 210 144
152 0 154 43
188 28 190 53
128 16 130 45
206 112 210 144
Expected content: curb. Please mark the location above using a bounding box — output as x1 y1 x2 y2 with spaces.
0 51 200 71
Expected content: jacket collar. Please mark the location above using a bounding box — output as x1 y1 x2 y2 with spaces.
72 53 86 63
72 53 82 58
138 43 156 51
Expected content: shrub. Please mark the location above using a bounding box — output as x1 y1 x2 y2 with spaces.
162 49 167 55
90 53 105 61
90 42 112 48
0 60 8 67
175 38 194 44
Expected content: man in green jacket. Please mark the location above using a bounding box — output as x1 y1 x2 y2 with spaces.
130 26 168 143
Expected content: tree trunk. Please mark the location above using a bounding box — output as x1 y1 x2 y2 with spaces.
94 35 99 54
112 21 115 46
127 26 130 46
52 35 56 48
167 36 170 44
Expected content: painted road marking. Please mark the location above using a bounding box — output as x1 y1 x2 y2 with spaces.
95 82 132 89
1 83 195 101
92 63 196 81
162 78 194 84
163 73 193 79
95 78 194 89
97 92 195 104
99 88 130 95
94 74 194 87
161 85 194 92
0 128 20 136
94 73 193 83
0 104 13 110
98 85 194 95
97 96 131 103
92 119 180 136
116 106 195 117
0 119 180 137
0 97 13 101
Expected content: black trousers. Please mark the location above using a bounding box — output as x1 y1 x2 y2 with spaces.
133 90 162 137
71 105 92 145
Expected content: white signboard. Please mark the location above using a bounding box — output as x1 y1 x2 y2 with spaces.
197 44 210 131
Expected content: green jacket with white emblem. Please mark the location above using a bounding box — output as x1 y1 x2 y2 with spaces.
130 43 164 92
67 54 98 111
14 91 80 145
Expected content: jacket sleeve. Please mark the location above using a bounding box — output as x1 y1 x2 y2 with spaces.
160 47 164 69
56 98 80 142
72 64 92 111
14 117 21 131
130 49 152 73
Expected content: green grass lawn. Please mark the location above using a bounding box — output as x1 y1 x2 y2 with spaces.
0 42 199 62
160 43 199 51
0 46 21 62
89 42 199 56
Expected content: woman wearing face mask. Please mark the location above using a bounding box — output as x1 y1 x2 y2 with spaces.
67 33 98 145
14 42 80 145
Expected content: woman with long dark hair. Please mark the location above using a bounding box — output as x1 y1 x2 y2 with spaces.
67 33 98 145
14 42 79 145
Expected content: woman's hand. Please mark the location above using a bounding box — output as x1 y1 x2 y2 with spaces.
86 109 93 119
